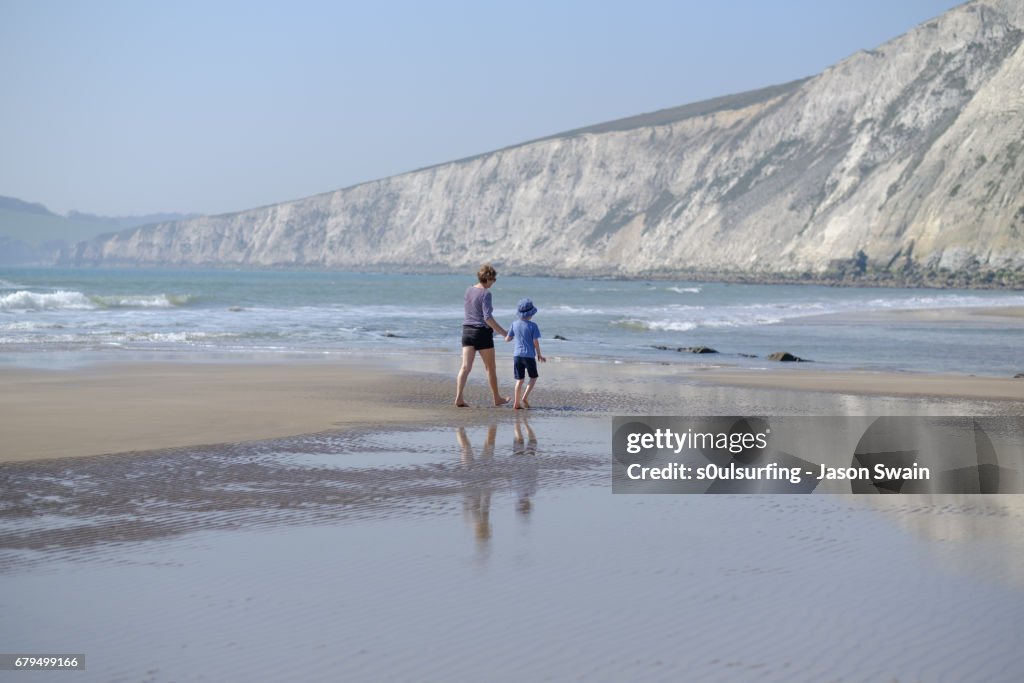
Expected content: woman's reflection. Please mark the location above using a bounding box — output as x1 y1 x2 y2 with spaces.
457 424 496 544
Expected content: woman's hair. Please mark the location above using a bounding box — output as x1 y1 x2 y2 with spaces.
477 263 497 283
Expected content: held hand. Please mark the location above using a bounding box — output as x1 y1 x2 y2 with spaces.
538 354 546 363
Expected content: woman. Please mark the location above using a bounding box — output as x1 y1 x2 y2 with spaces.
455 263 509 407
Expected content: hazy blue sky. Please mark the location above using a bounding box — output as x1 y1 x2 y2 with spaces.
2 0 964 217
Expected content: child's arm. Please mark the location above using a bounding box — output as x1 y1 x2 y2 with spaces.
534 339 545 362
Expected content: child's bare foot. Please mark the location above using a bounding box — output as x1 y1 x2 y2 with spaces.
494 396 511 406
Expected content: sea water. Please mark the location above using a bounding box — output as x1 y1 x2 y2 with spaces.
1 267 1022 375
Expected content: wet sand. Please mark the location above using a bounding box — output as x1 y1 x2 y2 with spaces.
700 367 1024 400
951 305 1024 320
3 418 1023 682
3 354 1024 681
2 355 1022 463
800 303 1024 326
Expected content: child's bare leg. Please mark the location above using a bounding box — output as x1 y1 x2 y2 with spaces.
521 377 537 409
512 378 525 409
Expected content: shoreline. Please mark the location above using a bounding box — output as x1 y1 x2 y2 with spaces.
697 366 1024 401
23 262 1024 290
799 304 1024 324
2 354 1022 464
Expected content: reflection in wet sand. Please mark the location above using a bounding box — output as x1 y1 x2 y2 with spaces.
458 425 495 545
3 412 1024 682
455 418 542 553
513 415 539 516
859 495 1024 590
0 419 601 570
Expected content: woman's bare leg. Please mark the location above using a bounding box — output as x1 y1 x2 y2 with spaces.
454 346 475 406
478 347 508 406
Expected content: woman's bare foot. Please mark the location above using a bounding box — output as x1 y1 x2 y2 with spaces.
455 401 470 407
522 398 531 409
513 403 523 410
494 396 511 406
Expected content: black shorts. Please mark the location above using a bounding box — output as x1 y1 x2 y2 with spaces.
514 356 539 380
461 325 494 350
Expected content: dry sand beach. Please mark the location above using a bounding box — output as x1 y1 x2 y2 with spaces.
2 350 1024 681
0 362 459 463
2 355 1022 463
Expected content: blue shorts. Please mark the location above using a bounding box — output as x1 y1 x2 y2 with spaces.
514 356 538 380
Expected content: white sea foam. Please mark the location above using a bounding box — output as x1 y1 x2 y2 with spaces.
618 292 1024 335
865 294 1024 310
639 318 780 332
0 289 195 312
615 318 698 332
105 331 242 345
0 321 65 331
548 305 605 315
648 320 700 332
667 286 702 294
0 290 96 312
91 294 193 308
0 332 80 345
324 304 459 320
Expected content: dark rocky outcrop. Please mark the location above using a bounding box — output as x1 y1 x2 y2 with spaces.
653 345 719 354
767 352 809 362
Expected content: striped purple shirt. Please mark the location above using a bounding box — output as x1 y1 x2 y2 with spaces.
463 286 493 327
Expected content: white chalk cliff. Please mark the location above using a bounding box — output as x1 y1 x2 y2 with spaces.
66 0 1024 283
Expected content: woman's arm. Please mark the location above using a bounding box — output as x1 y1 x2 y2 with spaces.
486 317 507 338
481 290 505 337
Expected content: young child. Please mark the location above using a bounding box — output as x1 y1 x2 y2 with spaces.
505 298 546 410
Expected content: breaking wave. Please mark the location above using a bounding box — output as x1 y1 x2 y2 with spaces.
0 290 193 312
0 290 95 312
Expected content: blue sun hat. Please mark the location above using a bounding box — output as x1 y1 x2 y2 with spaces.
516 298 538 319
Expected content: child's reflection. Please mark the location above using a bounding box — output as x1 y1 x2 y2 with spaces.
512 414 539 516
456 420 542 553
